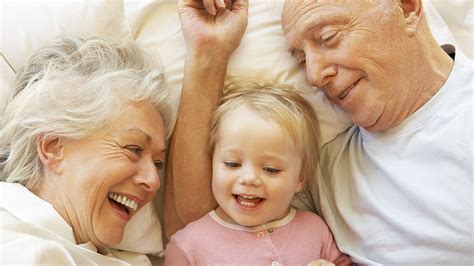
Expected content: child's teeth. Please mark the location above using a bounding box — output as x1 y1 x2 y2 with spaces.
240 201 256 207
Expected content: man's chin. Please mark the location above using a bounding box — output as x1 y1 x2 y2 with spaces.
349 108 386 132
360 120 391 132
353 117 380 132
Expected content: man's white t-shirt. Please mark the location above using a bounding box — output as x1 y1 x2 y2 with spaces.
293 46 473 264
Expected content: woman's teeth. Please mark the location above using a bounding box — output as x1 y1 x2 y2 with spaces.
108 193 138 211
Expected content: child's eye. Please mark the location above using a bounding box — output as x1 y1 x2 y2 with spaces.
154 160 164 170
124 145 143 155
224 161 241 168
263 167 281 174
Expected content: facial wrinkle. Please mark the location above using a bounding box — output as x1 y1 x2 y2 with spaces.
372 0 397 24
283 1 323 35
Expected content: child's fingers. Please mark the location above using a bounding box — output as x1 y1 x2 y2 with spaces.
224 0 232 9
216 0 226 8
203 0 217 15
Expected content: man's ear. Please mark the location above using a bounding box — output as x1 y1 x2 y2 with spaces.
37 135 64 175
400 0 423 36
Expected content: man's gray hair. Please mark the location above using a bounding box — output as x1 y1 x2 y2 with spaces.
0 36 173 190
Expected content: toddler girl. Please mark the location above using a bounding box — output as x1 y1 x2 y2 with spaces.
164 81 352 265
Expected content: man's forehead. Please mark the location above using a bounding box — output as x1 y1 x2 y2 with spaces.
282 0 324 33
282 0 377 33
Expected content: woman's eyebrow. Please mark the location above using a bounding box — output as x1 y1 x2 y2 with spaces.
126 127 166 153
126 127 151 142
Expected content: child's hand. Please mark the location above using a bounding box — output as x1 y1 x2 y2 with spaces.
307 259 335 266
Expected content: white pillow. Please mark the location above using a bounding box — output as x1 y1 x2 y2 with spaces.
1 0 472 258
125 0 471 146
111 202 164 257
125 0 351 145
0 1 129 70
0 56 15 112
430 0 474 59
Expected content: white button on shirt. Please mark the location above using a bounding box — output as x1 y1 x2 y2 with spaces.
256 231 265 238
271 260 281 266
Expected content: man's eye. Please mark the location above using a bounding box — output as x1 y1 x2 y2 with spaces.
124 145 143 155
263 167 281 174
154 160 164 170
321 31 339 46
224 162 241 168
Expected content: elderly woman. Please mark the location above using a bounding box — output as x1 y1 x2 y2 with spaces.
0 36 172 264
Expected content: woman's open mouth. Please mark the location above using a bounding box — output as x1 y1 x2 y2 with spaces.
107 193 138 218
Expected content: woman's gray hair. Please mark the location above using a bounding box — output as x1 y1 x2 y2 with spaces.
0 36 173 190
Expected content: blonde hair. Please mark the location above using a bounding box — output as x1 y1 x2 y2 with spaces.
209 79 320 188
0 36 173 190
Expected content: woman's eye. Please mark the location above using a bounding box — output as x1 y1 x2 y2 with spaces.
124 145 143 156
224 161 241 168
154 160 164 170
263 167 281 174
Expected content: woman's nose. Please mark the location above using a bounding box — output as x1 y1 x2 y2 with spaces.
134 159 161 192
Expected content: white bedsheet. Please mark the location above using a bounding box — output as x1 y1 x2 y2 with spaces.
0 0 472 258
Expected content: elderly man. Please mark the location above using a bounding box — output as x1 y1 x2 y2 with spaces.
164 0 473 264
281 0 473 264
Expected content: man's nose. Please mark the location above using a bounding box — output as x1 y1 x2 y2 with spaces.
134 159 161 193
305 50 337 88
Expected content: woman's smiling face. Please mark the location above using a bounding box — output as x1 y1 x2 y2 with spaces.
54 101 165 248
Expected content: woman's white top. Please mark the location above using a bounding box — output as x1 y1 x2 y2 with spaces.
0 182 150 265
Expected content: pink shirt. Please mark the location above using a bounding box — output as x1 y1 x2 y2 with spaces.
164 208 352 265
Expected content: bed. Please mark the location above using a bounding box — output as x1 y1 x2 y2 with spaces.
0 0 472 264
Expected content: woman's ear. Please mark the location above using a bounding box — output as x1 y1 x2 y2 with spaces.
37 135 64 175
400 0 423 36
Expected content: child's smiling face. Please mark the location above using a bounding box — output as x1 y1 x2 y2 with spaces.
212 105 303 227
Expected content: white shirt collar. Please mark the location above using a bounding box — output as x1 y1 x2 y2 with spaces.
0 182 76 244
209 207 296 232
